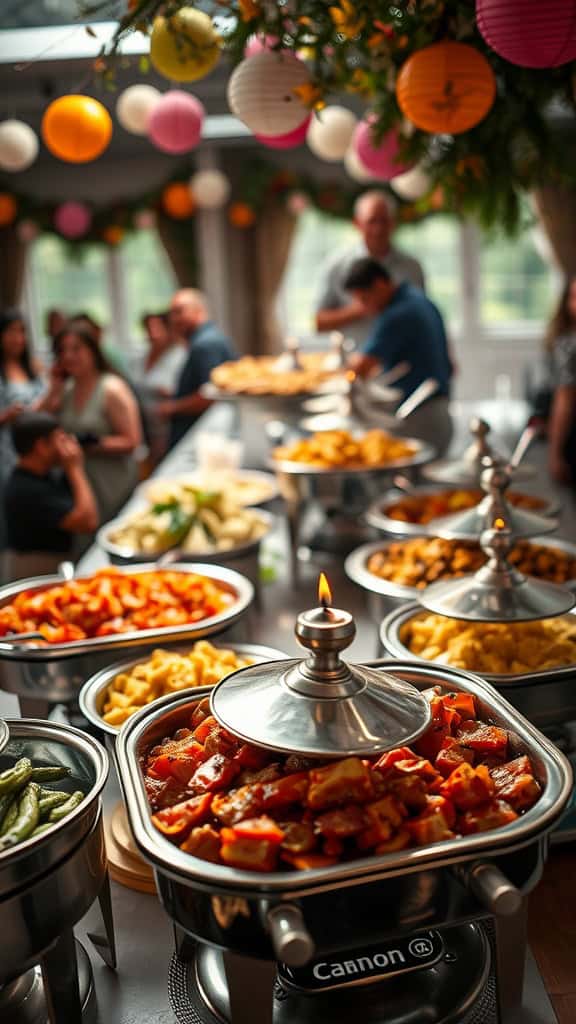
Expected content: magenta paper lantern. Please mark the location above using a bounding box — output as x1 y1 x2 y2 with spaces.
476 0 576 68
353 119 412 181
54 201 91 239
255 116 311 150
148 90 204 154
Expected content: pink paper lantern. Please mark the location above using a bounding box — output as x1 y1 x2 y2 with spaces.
148 90 205 154
477 0 576 68
245 34 279 57
255 116 311 150
353 119 412 181
54 201 91 239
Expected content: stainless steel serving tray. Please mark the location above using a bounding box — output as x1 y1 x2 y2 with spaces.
0 563 254 663
80 642 289 740
272 438 435 479
366 485 560 538
116 662 572 896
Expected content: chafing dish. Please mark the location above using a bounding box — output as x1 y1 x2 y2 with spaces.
0 718 113 1023
0 563 253 710
423 417 536 485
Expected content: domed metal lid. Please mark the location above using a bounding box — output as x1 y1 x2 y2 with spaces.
423 417 535 486
211 575 432 757
419 524 576 623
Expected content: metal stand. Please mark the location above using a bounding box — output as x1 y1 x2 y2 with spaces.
41 928 84 1024
494 900 529 1023
223 951 276 1024
87 871 118 969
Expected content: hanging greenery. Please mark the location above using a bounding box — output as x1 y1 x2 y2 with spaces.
86 0 576 232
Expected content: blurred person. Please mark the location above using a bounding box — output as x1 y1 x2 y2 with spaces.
315 190 425 344
0 310 46 552
69 312 128 377
45 308 66 349
41 326 142 527
344 258 453 454
4 412 98 580
545 277 576 484
132 312 188 464
156 289 235 448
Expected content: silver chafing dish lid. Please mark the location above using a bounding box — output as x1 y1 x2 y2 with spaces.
423 417 535 485
211 575 431 757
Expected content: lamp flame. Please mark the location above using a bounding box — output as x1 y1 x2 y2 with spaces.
493 517 506 530
318 572 332 609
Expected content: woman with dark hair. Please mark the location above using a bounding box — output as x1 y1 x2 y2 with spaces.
42 326 142 527
545 277 576 484
131 311 187 464
0 310 45 549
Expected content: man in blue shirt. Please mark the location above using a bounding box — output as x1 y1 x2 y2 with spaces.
156 289 236 448
343 258 454 454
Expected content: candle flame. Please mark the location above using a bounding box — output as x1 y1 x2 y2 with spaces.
318 572 332 608
493 517 506 530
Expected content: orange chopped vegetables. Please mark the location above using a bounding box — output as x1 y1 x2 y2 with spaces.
0 568 236 643
386 488 547 525
142 687 542 873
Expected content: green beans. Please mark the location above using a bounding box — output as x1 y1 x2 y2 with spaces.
0 798 19 835
30 822 55 839
48 791 84 822
38 791 73 817
0 783 40 850
0 757 32 796
30 766 72 783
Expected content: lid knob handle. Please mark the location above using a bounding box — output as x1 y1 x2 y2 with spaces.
466 862 522 917
267 904 315 967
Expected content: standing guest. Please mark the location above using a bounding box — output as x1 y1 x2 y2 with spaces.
45 308 66 350
69 312 128 377
156 289 235 448
40 327 142 527
132 312 188 464
344 258 453 454
315 190 425 345
0 310 46 551
4 412 99 580
545 277 576 484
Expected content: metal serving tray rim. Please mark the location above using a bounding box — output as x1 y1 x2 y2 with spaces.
0 718 109 864
0 562 254 662
79 642 291 738
272 438 435 478
381 602 576 686
139 469 280 507
345 537 576 602
96 510 275 562
115 664 573 894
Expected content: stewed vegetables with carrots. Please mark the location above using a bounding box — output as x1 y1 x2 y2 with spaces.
141 687 542 873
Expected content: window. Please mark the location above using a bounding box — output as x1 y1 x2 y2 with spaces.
122 230 177 347
395 214 461 327
480 228 557 328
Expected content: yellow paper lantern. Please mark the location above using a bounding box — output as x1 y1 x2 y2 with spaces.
0 193 17 226
42 95 112 163
102 225 124 245
228 202 256 228
150 8 221 83
396 42 496 135
162 182 196 219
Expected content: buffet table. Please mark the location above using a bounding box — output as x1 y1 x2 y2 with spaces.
1 398 575 1024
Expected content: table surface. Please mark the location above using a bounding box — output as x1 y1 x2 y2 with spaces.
2 397 575 1023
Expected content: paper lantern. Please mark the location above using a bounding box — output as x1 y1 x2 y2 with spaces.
353 119 412 181
162 182 196 219
102 225 124 245
150 8 220 82
148 90 204 154
245 35 279 57
343 145 374 183
396 42 496 135
227 51 310 136
189 169 230 210
477 0 576 69
0 120 38 172
0 194 17 226
228 202 256 228
307 106 357 162
254 116 311 150
42 95 112 163
116 84 161 135
391 165 431 201
135 208 156 230
17 219 39 242
54 201 92 239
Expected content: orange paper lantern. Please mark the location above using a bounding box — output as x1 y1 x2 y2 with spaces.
162 182 196 219
0 193 17 226
102 225 124 245
228 202 256 228
42 95 112 163
396 42 496 135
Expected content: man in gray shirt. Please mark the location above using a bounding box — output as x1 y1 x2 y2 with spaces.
315 190 425 346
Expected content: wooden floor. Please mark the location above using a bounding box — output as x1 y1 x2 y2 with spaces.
528 848 576 1023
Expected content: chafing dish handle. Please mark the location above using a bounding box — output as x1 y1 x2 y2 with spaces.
454 861 522 917
265 904 315 967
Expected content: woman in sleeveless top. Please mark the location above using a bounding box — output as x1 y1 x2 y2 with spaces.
42 327 142 528
545 277 576 485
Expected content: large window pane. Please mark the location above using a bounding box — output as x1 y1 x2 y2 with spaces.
394 214 461 327
121 229 177 349
480 227 555 326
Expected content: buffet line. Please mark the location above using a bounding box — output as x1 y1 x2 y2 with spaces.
0 354 574 1024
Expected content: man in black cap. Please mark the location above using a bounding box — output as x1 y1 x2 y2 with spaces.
4 412 99 579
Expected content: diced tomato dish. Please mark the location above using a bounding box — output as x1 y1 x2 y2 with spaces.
142 690 542 873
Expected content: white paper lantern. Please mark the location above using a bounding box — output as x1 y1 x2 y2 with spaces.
391 165 431 201
0 120 38 172
343 145 374 183
227 51 310 136
307 106 357 162
116 84 161 135
189 169 231 210
17 219 39 242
